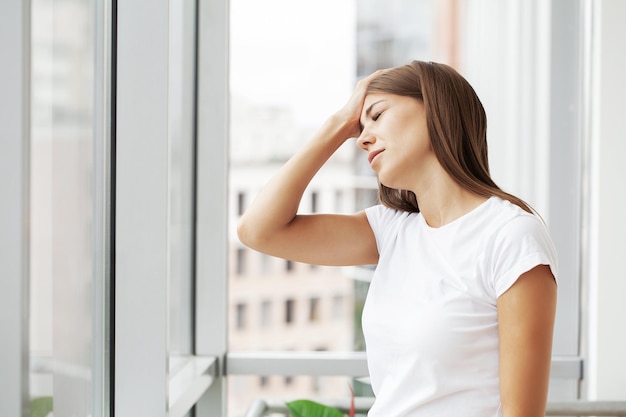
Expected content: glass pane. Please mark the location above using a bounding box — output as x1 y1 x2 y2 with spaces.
228 0 361 375
229 0 442 414
229 0 357 351
30 0 96 414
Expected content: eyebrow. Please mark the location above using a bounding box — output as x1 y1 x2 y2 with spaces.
360 99 384 131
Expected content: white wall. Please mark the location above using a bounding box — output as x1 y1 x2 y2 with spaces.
585 0 626 400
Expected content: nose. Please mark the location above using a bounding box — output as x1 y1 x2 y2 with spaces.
356 128 376 151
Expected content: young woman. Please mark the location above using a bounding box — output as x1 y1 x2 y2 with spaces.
237 60 558 417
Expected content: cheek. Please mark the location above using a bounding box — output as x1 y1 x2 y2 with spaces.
388 137 433 181
403 130 432 160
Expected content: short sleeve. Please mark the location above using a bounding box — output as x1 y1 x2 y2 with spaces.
364 205 409 254
488 214 558 298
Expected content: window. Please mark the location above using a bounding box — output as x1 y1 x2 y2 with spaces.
311 191 319 213
226 0 435 412
260 253 271 275
236 247 247 275
332 295 344 321
236 303 247 330
1 0 601 415
260 300 272 328
237 191 246 216
335 189 345 212
285 259 295 273
29 1 98 414
285 299 295 324
309 297 320 322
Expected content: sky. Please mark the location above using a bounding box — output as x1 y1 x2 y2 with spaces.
230 0 358 127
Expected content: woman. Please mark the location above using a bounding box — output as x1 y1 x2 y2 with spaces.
237 60 557 417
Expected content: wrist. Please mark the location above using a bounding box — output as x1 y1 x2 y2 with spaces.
325 113 359 142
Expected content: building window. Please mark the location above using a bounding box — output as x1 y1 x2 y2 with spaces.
335 189 344 212
311 191 319 213
285 259 294 273
260 300 271 328
285 299 295 324
237 191 246 216
309 297 320 322
284 376 293 386
332 295 344 320
260 253 271 275
236 247 246 275
259 375 269 388
236 303 247 330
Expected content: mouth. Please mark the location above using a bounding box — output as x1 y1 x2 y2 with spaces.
368 149 384 165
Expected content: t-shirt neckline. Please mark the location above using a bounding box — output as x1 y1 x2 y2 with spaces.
419 195 497 232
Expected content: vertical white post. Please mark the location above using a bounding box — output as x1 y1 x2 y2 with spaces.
0 0 30 415
115 1 170 415
93 0 113 415
195 0 230 414
584 0 626 400
547 0 583 361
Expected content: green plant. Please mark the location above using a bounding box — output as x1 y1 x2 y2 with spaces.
286 400 345 417
285 385 355 417
30 396 53 417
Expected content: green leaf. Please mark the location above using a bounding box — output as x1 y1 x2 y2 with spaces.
30 396 53 417
286 399 346 417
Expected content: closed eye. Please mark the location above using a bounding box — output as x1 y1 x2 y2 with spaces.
372 111 383 121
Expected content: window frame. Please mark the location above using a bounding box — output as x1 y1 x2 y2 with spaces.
114 0 170 413
0 0 31 415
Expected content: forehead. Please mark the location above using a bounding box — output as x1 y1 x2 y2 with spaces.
361 92 422 116
363 92 391 108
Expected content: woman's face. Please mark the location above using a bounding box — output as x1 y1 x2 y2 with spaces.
357 92 436 192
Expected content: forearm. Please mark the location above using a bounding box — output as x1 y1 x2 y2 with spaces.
237 115 353 249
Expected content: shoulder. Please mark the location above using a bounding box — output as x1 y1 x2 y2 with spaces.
488 199 555 256
364 204 417 227
364 205 420 250
482 197 558 297
477 197 549 241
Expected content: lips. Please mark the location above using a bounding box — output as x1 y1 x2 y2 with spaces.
368 149 384 165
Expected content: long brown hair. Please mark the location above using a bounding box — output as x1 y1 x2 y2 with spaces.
366 60 532 213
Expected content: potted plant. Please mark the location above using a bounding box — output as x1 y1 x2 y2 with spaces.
285 386 355 417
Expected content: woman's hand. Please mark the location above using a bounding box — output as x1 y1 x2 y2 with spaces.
333 69 387 140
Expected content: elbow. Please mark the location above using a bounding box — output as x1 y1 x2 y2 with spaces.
236 216 254 248
237 213 287 255
236 214 265 251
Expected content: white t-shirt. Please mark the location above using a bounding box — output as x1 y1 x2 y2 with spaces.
363 196 558 417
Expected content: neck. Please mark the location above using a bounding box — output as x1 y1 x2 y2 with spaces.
412 173 487 228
